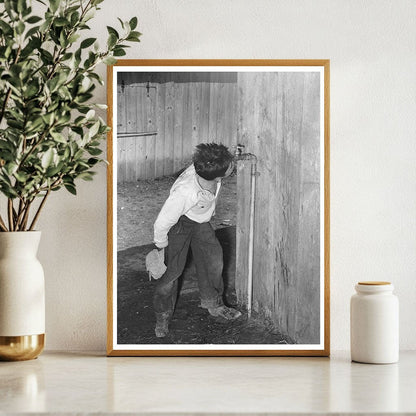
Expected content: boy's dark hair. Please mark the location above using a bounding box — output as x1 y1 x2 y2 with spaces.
193 142 234 180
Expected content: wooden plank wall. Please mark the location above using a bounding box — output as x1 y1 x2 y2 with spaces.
117 73 237 181
236 72 321 344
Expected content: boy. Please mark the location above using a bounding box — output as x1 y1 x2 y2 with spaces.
152 142 241 338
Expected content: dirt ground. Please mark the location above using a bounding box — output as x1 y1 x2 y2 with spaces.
117 173 291 345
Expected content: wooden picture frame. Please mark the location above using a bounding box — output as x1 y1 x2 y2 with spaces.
107 60 330 356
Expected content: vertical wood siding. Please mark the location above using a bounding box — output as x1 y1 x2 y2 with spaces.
117 73 237 181
236 72 321 344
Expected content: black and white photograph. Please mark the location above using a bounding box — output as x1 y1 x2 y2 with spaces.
107 60 330 356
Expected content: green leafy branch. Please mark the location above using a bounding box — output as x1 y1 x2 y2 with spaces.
0 0 141 231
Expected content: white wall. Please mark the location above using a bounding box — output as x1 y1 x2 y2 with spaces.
38 0 416 351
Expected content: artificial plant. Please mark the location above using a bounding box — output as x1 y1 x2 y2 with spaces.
0 0 140 231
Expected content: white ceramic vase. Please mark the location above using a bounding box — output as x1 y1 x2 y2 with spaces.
0 231 45 361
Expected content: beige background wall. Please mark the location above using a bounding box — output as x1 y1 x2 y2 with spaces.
35 0 416 351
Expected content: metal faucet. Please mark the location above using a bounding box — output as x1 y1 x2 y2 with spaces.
234 144 257 162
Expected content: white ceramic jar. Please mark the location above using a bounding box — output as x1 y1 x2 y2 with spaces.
350 281 399 364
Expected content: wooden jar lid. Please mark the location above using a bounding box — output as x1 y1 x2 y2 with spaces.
358 281 391 285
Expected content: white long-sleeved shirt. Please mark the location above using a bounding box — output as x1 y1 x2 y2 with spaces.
153 165 221 248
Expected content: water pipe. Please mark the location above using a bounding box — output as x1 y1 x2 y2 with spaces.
235 144 258 319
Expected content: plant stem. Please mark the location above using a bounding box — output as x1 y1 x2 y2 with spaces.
14 199 26 231
0 88 12 125
20 200 33 231
0 214 8 232
7 199 14 231
29 189 50 231
14 200 22 231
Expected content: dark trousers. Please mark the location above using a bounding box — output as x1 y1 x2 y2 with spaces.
153 216 224 319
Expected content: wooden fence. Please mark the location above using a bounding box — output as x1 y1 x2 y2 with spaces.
117 72 237 181
236 72 321 344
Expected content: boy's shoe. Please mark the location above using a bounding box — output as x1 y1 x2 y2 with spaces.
208 305 242 320
224 289 238 307
155 312 170 338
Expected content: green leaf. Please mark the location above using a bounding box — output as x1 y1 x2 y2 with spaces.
103 56 117 65
0 183 18 198
23 83 39 98
87 147 102 156
54 17 69 27
70 11 80 26
88 120 100 138
74 48 82 67
117 17 125 29
129 16 138 30
25 117 44 134
85 109 95 120
126 33 141 42
49 0 60 13
74 115 86 125
0 20 13 35
59 29 67 47
5 162 18 176
74 148 84 159
17 0 26 13
77 171 95 181
76 160 90 169
14 171 28 183
22 5 32 17
129 30 141 39
107 33 117 49
83 9 95 23
7 119 24 129
21 37 41 57
42 112 55 126
48 76 60 92
87 157 100 166
61 52 73 61
58 85 72 100
41 148 54 169
80 37 96 49
68 33 80 44
4 1 16 19
26 15 42 24
16 21 25 35
113 47 126 57
64 183 77 195
88 72 104 85
106 26 119 39
0 141 14 152
50 131 67 143
63 146 71 160
75 93 93 104
71 126 84 136
40 49 54 63
25 25 40 39
45 164 63 177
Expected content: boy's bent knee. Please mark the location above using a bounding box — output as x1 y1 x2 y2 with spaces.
155 279 177 296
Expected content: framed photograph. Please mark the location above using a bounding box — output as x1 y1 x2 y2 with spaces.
107 60 330 356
